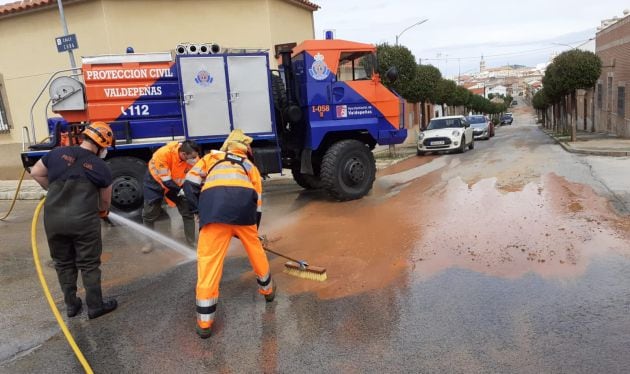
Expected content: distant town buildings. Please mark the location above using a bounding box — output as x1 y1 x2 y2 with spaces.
457 58 549 100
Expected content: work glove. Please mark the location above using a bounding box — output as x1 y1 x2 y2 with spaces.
165 188 180 202
99 210 114 226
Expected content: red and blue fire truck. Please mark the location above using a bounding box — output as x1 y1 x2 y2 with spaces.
21 38 406 216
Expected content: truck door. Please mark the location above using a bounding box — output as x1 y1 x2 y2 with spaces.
226 55 273 134
179 56 231 137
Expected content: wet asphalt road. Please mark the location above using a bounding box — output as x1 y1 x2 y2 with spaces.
2 106 630 373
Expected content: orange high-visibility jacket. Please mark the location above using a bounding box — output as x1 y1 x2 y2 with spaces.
183 150 262 227
147 141 192 206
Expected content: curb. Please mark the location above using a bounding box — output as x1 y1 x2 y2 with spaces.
538 127 630 157
374 147 418 170
0 191 46 200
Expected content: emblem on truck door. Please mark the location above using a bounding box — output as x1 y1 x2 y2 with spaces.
195 69 213 86
309 53 330 80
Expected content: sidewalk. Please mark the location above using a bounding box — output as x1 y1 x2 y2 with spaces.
540 127 630 157
0 179 46 200
374 143 418 169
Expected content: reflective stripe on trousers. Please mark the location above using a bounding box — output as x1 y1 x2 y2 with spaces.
196 297 218 327
257 273 272 293
196 223 272 329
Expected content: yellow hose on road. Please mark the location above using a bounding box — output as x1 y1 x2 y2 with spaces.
0 169 26 221
31 197 94 374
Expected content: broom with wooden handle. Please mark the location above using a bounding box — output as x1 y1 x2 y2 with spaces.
259 235 327 282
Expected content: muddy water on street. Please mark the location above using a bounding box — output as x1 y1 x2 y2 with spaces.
264 151 630 300
411 173 630 279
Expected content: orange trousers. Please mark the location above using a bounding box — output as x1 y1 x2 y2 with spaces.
196 223 272 329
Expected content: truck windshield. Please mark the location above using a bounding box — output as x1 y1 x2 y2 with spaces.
337 52 376 81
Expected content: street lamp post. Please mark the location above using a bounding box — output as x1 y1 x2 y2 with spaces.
56 0 77 72
391 18 428 156
551 37 595 51
395 18 428 45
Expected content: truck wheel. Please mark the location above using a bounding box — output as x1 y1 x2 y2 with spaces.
291 165 322 190
320 140 376 201
107 157 147 218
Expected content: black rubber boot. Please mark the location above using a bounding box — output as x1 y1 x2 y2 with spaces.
183 218 196 248
88 299 118 319
196 325 212 339
67 297 83 318
264 280 276 303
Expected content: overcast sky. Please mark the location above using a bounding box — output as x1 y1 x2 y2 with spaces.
1 0 626 78
313 0 628 78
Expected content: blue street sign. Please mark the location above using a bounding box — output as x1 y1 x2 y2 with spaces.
55 34 78 53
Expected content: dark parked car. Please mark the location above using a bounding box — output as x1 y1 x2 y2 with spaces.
500 115 513 125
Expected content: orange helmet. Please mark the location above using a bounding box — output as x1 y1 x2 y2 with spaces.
83 121 114 148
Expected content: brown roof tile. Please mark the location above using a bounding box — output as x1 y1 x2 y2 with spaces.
0 0 56 16
282 0 319 11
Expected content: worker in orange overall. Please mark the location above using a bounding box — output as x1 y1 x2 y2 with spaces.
142 140 201 252
183 129 274 339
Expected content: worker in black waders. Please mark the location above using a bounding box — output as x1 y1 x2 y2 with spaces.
30 121 118 319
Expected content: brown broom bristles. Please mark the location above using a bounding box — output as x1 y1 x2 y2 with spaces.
283 261 327 282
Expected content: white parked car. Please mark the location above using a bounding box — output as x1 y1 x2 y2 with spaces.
417 115 474 156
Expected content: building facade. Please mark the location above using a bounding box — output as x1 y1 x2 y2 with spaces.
594 11 630 137
0 0 318 144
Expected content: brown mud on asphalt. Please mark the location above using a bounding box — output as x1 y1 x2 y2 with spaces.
262 169 442 300
411 173 630 280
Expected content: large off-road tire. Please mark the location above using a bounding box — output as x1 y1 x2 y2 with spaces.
271 75 288 114
291 165 322 190
271 74 302 131
107 156 147 218
320 140 376 201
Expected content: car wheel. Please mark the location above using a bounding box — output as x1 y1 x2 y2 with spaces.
469 139 475 150
416 149 425 156
457 136 466 153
